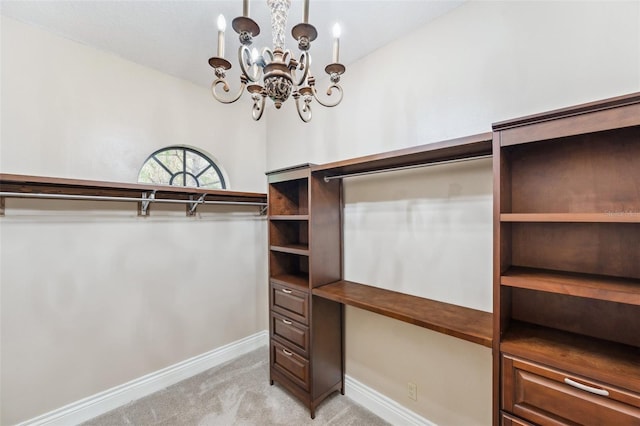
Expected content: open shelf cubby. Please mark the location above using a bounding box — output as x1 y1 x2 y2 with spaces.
268 178 309 216
269 251 309 289
269 220 309 255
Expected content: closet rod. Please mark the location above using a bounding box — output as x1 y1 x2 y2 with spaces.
323 154 493 182
0 192 267 206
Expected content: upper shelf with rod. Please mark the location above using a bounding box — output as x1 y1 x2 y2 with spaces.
0 173 267 216
312 132 493 181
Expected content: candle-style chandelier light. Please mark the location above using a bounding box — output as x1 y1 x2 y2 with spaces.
208 0 345 122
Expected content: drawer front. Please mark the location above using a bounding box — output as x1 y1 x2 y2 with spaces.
271 340 309 391
271 312 309 357
502 354 640 425
501 412 533 426
270 282 309 325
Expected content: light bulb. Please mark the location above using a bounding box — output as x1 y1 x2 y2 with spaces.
332 23 341 63
217 15 226 58
332 23 341 38
217 14 227 32
251 48 259 62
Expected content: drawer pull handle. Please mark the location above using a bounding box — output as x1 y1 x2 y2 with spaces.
282 319 293 325
282 348 293 356
564 378 609 397
281 288 293 294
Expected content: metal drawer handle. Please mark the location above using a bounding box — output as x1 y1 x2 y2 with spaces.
564 378 609 397
281 288 292 294
282 348 293 356
282 319 293 325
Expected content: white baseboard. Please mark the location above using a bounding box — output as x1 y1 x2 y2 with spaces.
19 330 269 426
21 332 432 426
345 375 437 426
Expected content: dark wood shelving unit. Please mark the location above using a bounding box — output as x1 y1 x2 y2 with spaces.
268 94 640 423
312 280 492 348
266 164 343 419
267 133 495 419
493 93 640 425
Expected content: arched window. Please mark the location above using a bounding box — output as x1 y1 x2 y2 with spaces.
138 146 227 189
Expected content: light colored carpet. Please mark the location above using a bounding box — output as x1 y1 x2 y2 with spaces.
83 346 390 425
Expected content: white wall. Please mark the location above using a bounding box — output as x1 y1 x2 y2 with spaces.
0 17 268 425
267 1 639 425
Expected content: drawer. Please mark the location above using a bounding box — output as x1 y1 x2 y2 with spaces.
501 412 533 426
271 340 309 391
502 354 640 425
271 312 309 357
270 281 309 325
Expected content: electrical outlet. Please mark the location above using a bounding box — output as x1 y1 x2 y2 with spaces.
407 382 417 401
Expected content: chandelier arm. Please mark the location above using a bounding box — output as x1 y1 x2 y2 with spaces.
239 46 261 82
252 94 267 121
291 52 310 87
262 47 274 65
311 83 343 108
211 79 246 104
294 95 312 122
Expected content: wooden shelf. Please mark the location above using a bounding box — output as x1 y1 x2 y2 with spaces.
270 273 309 289
270 244 310 256
312 280 492 347
501 213 640 223
269 215 309 221
0 173 266 203
311 133 492 178
501 267 640 305
501 321 640 393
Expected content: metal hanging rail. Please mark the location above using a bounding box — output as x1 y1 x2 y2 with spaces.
322 154 493 182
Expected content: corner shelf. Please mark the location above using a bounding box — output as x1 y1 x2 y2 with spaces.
501 266 640 305
312 280 493 348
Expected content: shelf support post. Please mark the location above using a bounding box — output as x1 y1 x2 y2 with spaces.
0 196 5 216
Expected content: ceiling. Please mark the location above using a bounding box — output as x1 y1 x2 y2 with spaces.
1 1 464 88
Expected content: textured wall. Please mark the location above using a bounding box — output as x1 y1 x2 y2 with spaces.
0 17 268 425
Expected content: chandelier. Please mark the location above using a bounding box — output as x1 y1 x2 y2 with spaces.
208 0 345 122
